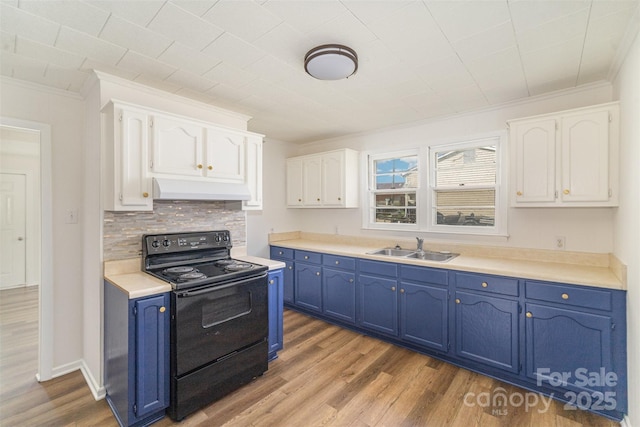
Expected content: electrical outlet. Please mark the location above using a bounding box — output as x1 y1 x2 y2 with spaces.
555 236 566 250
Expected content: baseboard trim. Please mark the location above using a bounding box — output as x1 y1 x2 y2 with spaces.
43 359 106 400
621 415 632 427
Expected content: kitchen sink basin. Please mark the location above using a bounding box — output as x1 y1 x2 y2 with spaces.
368 248 458 262
407 251 459 262
368 248 417 257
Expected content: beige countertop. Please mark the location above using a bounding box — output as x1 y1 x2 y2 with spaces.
270 235 625 291
104 256 286 299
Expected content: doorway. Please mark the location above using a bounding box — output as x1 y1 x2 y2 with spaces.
0 119 52 381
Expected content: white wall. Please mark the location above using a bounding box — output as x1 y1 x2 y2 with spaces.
246 137 300 258
0 77 85 371
613 31 640 424
288 83 616 253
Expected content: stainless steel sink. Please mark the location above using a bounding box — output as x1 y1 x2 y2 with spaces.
367 248 459 262
407 251 459 262
368 248 416 257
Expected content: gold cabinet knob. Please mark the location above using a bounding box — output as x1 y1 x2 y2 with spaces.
349 278 354 283
481 282 488 288
298 198 302 202
269 280 274 285
335 260 339 265
455 298 461 304
526 312 533 318
317 198 321 202
338 197 341 201
400 288 405 293
208 165 213 170
563 189 570 195
288 266 293 270
391 286 396 291
517 191 522 196
197 164 203 169
304 256 309 260
316 271 320 276
159 306 166 313
561 293 569 300
142 192 149 198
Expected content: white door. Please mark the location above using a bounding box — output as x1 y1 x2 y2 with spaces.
0 173 26 289
205 128 245 182
513 119 557 204
322 151 345 207
286 158 304 206
150 116 204 177
303 156 323 206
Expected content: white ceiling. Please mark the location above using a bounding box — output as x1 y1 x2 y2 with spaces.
1 0 638 143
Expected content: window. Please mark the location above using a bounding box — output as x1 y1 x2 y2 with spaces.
363 132 507 236
368 151 418 227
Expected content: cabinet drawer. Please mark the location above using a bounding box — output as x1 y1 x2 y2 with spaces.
358 260 397 277
323 255 355 270
295 250 322 264
270 246 293 260
455 272 518 296
400 265 448 286
525 281 612 311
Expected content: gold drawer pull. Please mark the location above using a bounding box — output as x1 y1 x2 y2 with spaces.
561 293 569 300
517 191 522 196
400 288 405 293
317 198 321 201
526 312 533 318
159 306 166 313
208 165 213 170
455 298 461 304
481 282 488 288
349 279 354 283
142 192 149 198
197 164 203 169
298 198 302 202
391 287 396 291
563 189 570 195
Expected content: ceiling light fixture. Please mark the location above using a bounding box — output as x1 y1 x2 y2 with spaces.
304 44 358 80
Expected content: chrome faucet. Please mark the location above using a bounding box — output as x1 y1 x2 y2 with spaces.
416 237 425 254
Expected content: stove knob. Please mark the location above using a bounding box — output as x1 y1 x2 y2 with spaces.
162 239 171 247
222 235 229 241
151 240 160 248
214 235 221 242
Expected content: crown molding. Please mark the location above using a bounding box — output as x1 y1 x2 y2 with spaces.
0 76 84 101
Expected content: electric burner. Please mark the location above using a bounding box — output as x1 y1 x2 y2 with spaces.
164 266 196 275
176 271 207 282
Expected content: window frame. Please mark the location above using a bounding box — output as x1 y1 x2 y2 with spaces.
361 131 508 237
426 133 508 236
363 149 420 231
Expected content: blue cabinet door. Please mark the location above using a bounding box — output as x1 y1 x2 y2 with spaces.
282 261 294 303
295 262 322 312
134 293 170 419
525 303 614 397
323 268 356 323
358 274 398 336
454 291 519 373
268 269 284 360
400 282 448 352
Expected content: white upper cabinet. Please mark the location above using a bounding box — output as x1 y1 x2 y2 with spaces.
243 136 263 210
102 100 264 211
509 102 618 207
150 115 204 178
205 128 245 183
103 102 153 211
286 149 359 208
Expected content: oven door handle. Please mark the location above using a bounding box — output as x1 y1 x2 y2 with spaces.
175 272 268 298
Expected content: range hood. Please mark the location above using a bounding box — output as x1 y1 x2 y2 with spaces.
152 178 251 201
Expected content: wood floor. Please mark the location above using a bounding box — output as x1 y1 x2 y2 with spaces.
0 287 618 427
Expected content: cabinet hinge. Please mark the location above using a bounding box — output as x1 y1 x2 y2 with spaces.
609 113 612 123
609 188 613 198
447 342 451 351
519 363 523 373
133 403 137 414
518 304 522 314
133 306 137 316
150 119 153 128
555 121 559 130
119 192 123 201
611 322 616 330
118 113 122 122
554 190 558 199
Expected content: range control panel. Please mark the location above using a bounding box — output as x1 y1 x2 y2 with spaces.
143 230 232 255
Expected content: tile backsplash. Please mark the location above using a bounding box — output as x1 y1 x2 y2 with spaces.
103 200 246 261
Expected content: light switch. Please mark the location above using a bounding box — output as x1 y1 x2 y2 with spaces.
65 209 78 224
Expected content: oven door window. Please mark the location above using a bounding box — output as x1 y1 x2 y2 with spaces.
202 292 251 328
173 274 268 376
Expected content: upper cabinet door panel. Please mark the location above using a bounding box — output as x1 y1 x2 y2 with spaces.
286 158 304 206
303 156 323 206
205 128 245 182
513 119 556 203
561 111 610 203
150 116 204 177
119 108 152 209
322 151 345 207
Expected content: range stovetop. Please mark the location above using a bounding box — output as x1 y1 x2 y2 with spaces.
142 231 268 290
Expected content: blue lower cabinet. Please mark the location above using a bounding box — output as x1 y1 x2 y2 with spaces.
322 268 356 323
282 261 294 303
104 281 170 427
294 262 322 312
268 269 284 361
400 282 448 352
525 303 614 397
358 274 398 336
454 290 519 373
